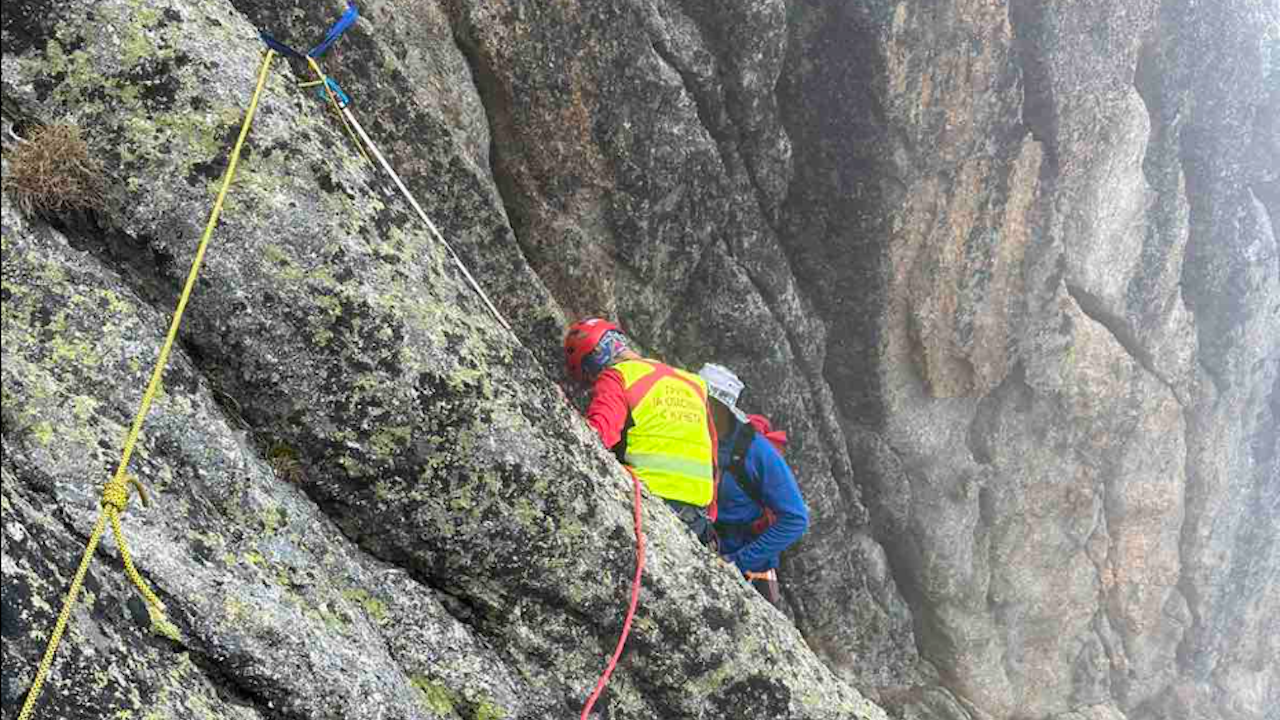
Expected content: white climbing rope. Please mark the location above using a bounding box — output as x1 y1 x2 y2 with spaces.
343 107 513 334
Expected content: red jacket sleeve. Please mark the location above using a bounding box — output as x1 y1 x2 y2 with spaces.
585 368 629 449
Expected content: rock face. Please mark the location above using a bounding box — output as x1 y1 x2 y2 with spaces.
0 1 886 719
1 2 1275 720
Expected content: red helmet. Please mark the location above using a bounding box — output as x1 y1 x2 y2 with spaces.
564 318 619 381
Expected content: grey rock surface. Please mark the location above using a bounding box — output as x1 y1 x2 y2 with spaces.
1 1 887 718
772 0 1278 718
2 0 1276 719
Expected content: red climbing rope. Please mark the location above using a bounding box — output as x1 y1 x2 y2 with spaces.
579 467 646 719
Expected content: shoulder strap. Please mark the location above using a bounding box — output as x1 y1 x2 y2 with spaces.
727 424 765 509
619 359 707 408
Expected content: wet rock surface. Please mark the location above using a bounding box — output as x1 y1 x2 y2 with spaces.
1 1 884 718
2 0 1276 719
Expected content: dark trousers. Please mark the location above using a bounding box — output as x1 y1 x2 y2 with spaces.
664 499 718 550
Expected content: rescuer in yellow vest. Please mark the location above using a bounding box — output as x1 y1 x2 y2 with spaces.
564 318 719 544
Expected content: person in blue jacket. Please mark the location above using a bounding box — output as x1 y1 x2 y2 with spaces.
698 363 809 607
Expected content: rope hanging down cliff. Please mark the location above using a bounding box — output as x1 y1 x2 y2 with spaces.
577 466 647 719
17 49 279 720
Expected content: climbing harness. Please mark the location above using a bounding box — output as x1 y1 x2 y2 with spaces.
17 49 279 720
579 466 646 720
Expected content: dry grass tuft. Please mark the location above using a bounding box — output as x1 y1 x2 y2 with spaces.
4 123 105 217
267 443 307 484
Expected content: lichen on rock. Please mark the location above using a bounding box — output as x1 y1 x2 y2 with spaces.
4 0 1276 719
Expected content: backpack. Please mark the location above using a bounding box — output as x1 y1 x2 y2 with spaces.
721 414 788 536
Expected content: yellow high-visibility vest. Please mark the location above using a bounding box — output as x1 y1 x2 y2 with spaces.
613 359 717 508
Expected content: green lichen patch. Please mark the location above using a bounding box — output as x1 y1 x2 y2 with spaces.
341 588 390 626
411 676 460 716
407 675 513 720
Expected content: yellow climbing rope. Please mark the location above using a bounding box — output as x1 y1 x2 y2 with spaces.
17 49 277 720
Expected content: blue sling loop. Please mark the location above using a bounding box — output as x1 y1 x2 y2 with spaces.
258 32 304 59
259 2 358 59
308 2 359 57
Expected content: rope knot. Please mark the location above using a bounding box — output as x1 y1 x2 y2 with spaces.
101 473 150 513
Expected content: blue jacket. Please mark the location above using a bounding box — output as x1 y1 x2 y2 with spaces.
715 421 809 573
